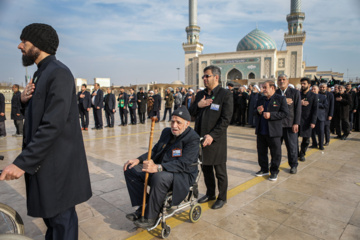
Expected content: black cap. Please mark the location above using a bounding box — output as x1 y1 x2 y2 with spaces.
172 106 191 121
20 23 59 55
227 82 234 87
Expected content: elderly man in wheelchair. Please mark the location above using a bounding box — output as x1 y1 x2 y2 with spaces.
123 106 200 229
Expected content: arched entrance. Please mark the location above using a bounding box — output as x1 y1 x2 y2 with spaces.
248 72 255 79
227 68 243 81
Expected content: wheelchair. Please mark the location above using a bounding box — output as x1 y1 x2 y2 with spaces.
145 142 203 239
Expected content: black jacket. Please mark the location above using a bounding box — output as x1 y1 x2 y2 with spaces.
137 92 147 113
334 93 351 120
118 92 128 109
104 93 116 112
0 93 5 122
13 55 92 218
152 94 162 111
189 85 233 165
276 88 301 128
77 90 91 110
300 90 318 137
322 91 334 123
92 89 104 108
255 94 288 137
138 127 199 206
11 91 24 120
128 93 137 109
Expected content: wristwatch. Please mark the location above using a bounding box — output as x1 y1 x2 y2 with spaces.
157 164 163 172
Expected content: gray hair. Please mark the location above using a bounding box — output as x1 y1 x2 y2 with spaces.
204 65 221 82
319 83 327 87
277 74 288 80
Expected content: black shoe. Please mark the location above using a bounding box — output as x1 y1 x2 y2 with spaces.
134 218 157 228
324 142 329 146
126 207 142 221
319 147 324 150
91 127 97 130
341 134 348 140
211 199 226 209
269 173 278 181
105 126 110 128
335 135 341 139
97 127 103 130
299 156 305 162
309 145 317 149
290 167 297 174
255 170 269 177
198 195 216 203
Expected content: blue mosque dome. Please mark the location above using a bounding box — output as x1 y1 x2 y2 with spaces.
236 28 277 51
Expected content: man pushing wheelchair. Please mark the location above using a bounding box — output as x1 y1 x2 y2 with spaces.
123 106 200 228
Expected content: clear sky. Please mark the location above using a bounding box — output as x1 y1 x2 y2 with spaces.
0 0 359 87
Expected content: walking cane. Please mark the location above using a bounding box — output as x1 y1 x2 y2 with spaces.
141 116 158 222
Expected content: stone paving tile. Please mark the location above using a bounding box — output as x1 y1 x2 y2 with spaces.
339 224 360 240
267 225 321 240
262 187 311 208
349 205 360 228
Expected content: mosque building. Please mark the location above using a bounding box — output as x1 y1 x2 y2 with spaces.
183 0 344 88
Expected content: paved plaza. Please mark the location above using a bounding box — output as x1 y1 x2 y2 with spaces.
1 110 360 240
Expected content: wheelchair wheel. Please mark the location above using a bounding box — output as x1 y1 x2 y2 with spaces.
0 203 25 235
189 204 202 223
161 225 171 239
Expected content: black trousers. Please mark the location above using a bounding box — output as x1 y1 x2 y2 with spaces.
174 104 180 111
129 108 137 124
299 137 310 157
334 117 350 136
138 110 146 124
0 122 6 137
105 110 114 127
311 120 325 148
151 110 160 122
92 107 103 128
201 163 228 201
79 108 89 128
119 108 128 125
324 120 331 143
349 111 354 130
237 107 246 125
163 108 172 121
124 165 173 219
281 128 298 168
43 207 78 240
14 120 24 135
257 135 282 174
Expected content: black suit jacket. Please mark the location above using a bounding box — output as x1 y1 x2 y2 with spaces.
300 90 318 137
323 91 334 123
0 93 5 122
11 91 24 120
128 93 137 109
77 90 91 110
104 93 116 112
138 127 199 206
118 92 129 109
152 94 162 111
189 85 233 165
13 55 92 218
276 87 301 128
255 94 288 137
92 89 104 108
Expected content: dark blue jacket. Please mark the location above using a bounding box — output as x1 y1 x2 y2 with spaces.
316 93 328 122
138 127 199 206
276 87 301 128
11 91 24 120
77 90 91 110
323 91 334 123
300 90 318 138
255 93 288 137
104 93 116 112
92 89 104 108
128 93 137 109
118 92 129 109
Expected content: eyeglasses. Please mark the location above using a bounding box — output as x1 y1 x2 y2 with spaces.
202 74 214 79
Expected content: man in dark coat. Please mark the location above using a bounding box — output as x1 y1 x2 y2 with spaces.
237 86 248 126
354 86 360 131
0 23 92 240
189 65 233 210
91 83 104 130
104 88 116 128
128 88 137 125
137 87 147 124
248 85 261 127
227 83 237 125
123 106 199 228
0 92 6 137
310 85 328 150
346 83 358 131
151 89 162 122
118 86 128 126
299 78 318 162
11 84 24 136
276 74 301 174
255 80 288 181
320 83 334 145
162 88 174 122
77 83 91 130
334 85 351 140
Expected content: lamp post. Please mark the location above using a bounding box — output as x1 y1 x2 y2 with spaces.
176 68 180 81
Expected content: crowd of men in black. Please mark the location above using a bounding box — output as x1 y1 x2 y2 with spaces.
76 84 197 130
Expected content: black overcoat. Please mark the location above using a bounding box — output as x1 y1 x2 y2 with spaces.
77 91 91 110
276 88 301 128
152 94 162 111
323 91 334 125
128 93 137 109
92 89 104 108
300 91 318 137
189 85 233 166
0 93 5 122
104 93 116 112
13 55 92 218
334 93 351 120
316 93 328 122
138 127 199 205
11 91 24 120
137 92 147 113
